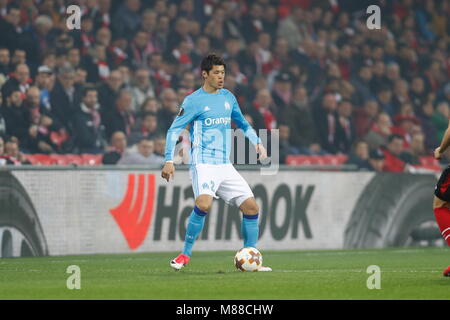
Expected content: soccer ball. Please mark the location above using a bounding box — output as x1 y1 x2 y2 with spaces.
234 247 262 272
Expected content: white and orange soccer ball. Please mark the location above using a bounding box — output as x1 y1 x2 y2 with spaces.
234 247 262 272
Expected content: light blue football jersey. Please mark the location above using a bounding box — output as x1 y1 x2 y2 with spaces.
164 87 261 165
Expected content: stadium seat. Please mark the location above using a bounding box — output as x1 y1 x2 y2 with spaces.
80 154 103 166
415 156 441 172
322 155 349 165
63 154 84 165
49 154 71 165
285 155 324 165
308 155 326 165
286 155 313 165
23 154 55 165
286 155 349 166
419 156 440 167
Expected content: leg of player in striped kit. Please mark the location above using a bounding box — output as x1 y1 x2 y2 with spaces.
432 122 450 276
433 166 450 277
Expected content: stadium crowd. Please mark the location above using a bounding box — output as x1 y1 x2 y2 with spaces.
0 0 449 171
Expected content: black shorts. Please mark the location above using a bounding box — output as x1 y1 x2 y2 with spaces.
435 166 450 201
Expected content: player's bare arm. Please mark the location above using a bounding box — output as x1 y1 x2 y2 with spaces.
435 120 450 160
161 161 175 182
256 143 268 161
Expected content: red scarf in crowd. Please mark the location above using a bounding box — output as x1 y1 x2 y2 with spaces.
253 102 277 130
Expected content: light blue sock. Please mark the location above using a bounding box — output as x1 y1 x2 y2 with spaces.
182 206 207 257
242 214 259 248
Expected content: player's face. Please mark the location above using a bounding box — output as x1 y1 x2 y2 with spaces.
204 65 225 90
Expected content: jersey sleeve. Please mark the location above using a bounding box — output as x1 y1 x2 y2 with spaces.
164 97 198 162
230 93 262 146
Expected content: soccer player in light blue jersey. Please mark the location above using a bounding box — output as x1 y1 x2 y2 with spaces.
161 54 272 271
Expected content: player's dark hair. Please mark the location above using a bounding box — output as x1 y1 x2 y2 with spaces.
200 54 226 74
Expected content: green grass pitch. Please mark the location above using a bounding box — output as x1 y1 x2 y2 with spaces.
1 248 449 300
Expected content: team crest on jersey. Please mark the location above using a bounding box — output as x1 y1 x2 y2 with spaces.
204 106 210 111
224 101 230 110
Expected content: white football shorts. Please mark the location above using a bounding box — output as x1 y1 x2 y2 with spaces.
189 163 254 207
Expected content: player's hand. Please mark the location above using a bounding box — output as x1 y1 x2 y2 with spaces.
255 144 268 161
434 147 443 160
161 162 175 182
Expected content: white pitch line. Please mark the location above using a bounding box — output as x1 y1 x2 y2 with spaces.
272 269 440 273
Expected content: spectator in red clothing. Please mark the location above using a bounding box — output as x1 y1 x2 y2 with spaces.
92 0 112 31
4 138 30 165
108 34 129 69
248 88 277 131
171 39 193 73
382 134 406 172
128 30 155 70
392 113 421 148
